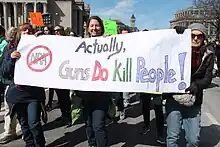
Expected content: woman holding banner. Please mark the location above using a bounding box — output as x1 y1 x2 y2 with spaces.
165 24 214 147
0 23 46 147
75 16 110 147
0 27 22 145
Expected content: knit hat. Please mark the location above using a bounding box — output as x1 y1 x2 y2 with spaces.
188 23 207 37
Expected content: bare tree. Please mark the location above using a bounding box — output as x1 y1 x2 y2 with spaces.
193 0 220 39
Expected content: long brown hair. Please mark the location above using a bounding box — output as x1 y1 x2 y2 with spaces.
14 23 33 47
86 16 104 36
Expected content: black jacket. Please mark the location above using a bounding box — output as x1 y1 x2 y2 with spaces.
214 44 220 57
75 91 111 100
163 44 214 106
0 47 46 104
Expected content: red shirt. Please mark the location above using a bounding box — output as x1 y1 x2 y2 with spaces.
191 48 202 74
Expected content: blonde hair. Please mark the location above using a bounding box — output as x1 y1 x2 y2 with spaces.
6 27 18 42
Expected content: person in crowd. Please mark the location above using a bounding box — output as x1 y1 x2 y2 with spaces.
0 27 22 144
75 16 110 147
46 25 72 125
112 92 125 120
0 23 46 147
120 28 132 108
165 23 214 147
54 25 65 36
69 31 79 37
41 25 60 112
139 28 165 145
0 26 8 56
45 88 60 111
121 27 130 34
140 93 165 145
214 40 220 77
0 26 8 111
43 25 54 35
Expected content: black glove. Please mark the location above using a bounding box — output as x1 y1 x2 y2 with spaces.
174 26 186 34
185 83 198 94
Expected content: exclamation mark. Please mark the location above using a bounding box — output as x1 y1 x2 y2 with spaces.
178 52 187 90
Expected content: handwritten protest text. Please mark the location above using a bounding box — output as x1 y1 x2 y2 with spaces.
136 52 187 91
113 58 132 82
92 61 109 81
59 60 90 81
75 37 126 59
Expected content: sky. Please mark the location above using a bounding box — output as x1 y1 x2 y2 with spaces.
84 0 193 30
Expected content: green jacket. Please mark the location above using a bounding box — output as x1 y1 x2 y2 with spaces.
0 38 11 85
0 37 8 56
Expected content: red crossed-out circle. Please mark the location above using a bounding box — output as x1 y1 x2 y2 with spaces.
26 45 52 72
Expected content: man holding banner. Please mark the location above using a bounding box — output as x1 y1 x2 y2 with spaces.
165 23 214 147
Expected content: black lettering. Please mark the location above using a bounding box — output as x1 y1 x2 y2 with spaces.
103 44 108 52
86 45 92 53
75 41 91 53
108 41 124 59
75 37 126 60
93 39 98 54
97 44 103 53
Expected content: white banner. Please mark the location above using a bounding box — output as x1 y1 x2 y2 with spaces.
14 29 191 93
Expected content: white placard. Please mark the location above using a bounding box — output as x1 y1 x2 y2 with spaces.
14 29 191 93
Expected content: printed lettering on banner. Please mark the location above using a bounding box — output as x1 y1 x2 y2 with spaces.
14 30 191 93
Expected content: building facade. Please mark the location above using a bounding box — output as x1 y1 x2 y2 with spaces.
129 14 138 32
113 14 138 34
0 0 90 37
170 7 216 40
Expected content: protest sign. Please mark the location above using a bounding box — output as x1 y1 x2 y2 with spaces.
14 30 191 93
29 12 44 26
103 20 118 35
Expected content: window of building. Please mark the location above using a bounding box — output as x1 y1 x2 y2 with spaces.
210 29 213 36
194 10 198 15
199 10 203 15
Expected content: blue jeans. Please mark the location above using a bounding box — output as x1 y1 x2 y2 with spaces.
14 102 45 147
166 99 201 147
83 99 109 147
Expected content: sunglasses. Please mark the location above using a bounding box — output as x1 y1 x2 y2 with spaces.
191 34 204 39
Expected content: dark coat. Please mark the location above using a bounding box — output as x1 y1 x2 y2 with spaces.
0 47 46 104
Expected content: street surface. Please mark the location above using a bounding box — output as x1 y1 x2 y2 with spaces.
0 78 220 147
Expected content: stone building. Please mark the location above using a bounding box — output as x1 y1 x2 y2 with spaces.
113 14 138 34
129 14 138 32
0 0 90 37
170 7 216 40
